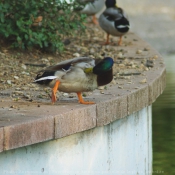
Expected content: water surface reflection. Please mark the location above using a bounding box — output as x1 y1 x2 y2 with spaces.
153 55 175 174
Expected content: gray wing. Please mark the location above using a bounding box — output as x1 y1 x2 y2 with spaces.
103 7 123 21
43 57 94 71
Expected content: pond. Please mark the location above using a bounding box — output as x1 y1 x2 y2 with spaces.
153 55 175 175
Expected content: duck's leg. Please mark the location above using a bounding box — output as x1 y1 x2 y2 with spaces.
51 80 60 104
92 15 98 25
77 92 95 105
118 36 122 46
104 33 110 45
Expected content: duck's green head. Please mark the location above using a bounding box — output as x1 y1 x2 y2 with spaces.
93 57 114 75
105 0 117 8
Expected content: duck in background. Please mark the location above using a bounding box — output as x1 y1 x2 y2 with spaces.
99 0 130 45
77 0 105 24
34 56 114 104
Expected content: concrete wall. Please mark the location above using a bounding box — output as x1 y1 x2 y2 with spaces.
0 106 152 175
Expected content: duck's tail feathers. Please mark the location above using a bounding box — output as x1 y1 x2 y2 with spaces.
33 76 57 83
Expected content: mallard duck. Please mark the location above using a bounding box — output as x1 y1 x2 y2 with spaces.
34 57 114 104
99 0 130 45
77 0 105 24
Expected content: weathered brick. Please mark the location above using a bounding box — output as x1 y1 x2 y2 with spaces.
96 96 127 126
55 105 96 139
128 86 149 115
149 68 166 105
4 117 54 150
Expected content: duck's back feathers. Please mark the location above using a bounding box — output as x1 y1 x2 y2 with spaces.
35 71 57 85
34 57 97 91
114 16 129 33
103 7 123 21
80 0 105 15
99 5 130 37
35 57 95 86
44 57 94 71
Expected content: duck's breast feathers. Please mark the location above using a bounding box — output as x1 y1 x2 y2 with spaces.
94 57 114 86
97 68 113 86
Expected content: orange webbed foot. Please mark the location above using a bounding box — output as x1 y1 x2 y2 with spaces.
51 92 57 104
118 36 122 46
77 92 95 105
51 80 60 104
101 34 110 45
92 15 98 25
102 41 110 45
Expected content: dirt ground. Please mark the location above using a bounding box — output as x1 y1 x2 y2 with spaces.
1 0 174 92
0 20 155 103
0 23 104 91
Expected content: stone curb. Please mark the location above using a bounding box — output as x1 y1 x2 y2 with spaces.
0 33 166 152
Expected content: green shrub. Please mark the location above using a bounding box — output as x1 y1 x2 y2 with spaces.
0 0 87 52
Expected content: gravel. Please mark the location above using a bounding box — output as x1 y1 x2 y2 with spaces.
0 23 156 103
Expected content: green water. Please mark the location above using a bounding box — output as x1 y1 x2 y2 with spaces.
153 55 175 175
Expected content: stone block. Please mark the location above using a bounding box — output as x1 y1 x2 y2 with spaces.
149 68 166 105
96 96 127 126
128 86 149 115
4 117 54 150
55 105 96 139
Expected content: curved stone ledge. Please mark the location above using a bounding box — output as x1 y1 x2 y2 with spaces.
0 33 166 152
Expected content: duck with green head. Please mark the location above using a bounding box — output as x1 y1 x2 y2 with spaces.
34 56 114 104
99 0 130 45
